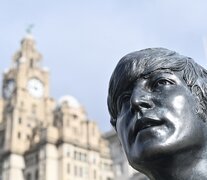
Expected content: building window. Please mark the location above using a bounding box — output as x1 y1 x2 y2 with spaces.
67 151 70 157
35 170 39 180
93 157 96 164
79 167 83 177
74 151 77 159
36 154 39 162
92 126 95 135
0 132 4 147
81 153 87 162
18 132 21 139
32 104 36 115
67 163 70 174
84 168 89 177
27 135 30 140
74 166 77 176
18 117 22 124
74 151 88 162
77 152 80 160
26 173 31 180
30 59 34 68
94 170 97 180
72 114 78 119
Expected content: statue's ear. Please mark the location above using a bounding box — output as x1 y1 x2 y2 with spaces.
110 118 117 131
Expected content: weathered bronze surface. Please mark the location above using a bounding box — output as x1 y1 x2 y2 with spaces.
107 48 207 180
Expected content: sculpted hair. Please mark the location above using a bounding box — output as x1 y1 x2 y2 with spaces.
107 48 207 128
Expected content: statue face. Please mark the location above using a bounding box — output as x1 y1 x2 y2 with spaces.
116 70 206 169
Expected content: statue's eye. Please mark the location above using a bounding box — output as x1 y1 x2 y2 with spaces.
153 78 175 89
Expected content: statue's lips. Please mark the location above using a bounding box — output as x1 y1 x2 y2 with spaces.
128 116 165 145
134 117 164 134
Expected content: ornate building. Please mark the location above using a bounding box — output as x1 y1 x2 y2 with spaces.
104 130 148 180
0 34 114 180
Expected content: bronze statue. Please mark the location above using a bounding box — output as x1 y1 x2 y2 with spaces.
107 48 207 180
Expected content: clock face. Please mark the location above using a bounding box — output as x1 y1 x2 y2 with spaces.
3 79 15 99
27 78 44 98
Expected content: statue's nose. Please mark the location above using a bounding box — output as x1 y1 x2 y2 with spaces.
130 89 154 112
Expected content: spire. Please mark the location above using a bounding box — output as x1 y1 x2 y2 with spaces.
26 24 34 34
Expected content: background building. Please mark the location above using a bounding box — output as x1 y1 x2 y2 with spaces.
104 130 148 180
0 35 114 180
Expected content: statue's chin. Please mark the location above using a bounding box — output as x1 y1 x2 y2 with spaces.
126 138 171 169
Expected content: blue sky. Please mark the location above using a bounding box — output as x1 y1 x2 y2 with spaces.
1 0 207 132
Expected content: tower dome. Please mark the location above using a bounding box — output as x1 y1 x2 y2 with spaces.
58 95 81 108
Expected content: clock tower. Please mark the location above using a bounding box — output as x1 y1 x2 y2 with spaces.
0 34 114 180
0 34 55 180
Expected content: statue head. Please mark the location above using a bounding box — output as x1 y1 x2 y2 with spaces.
107 48 207 179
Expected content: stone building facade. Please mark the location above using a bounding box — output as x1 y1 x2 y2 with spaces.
0 35 114 180
104 130 148 180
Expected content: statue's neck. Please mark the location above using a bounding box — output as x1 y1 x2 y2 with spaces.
145 152 207 180
150 163 207 180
